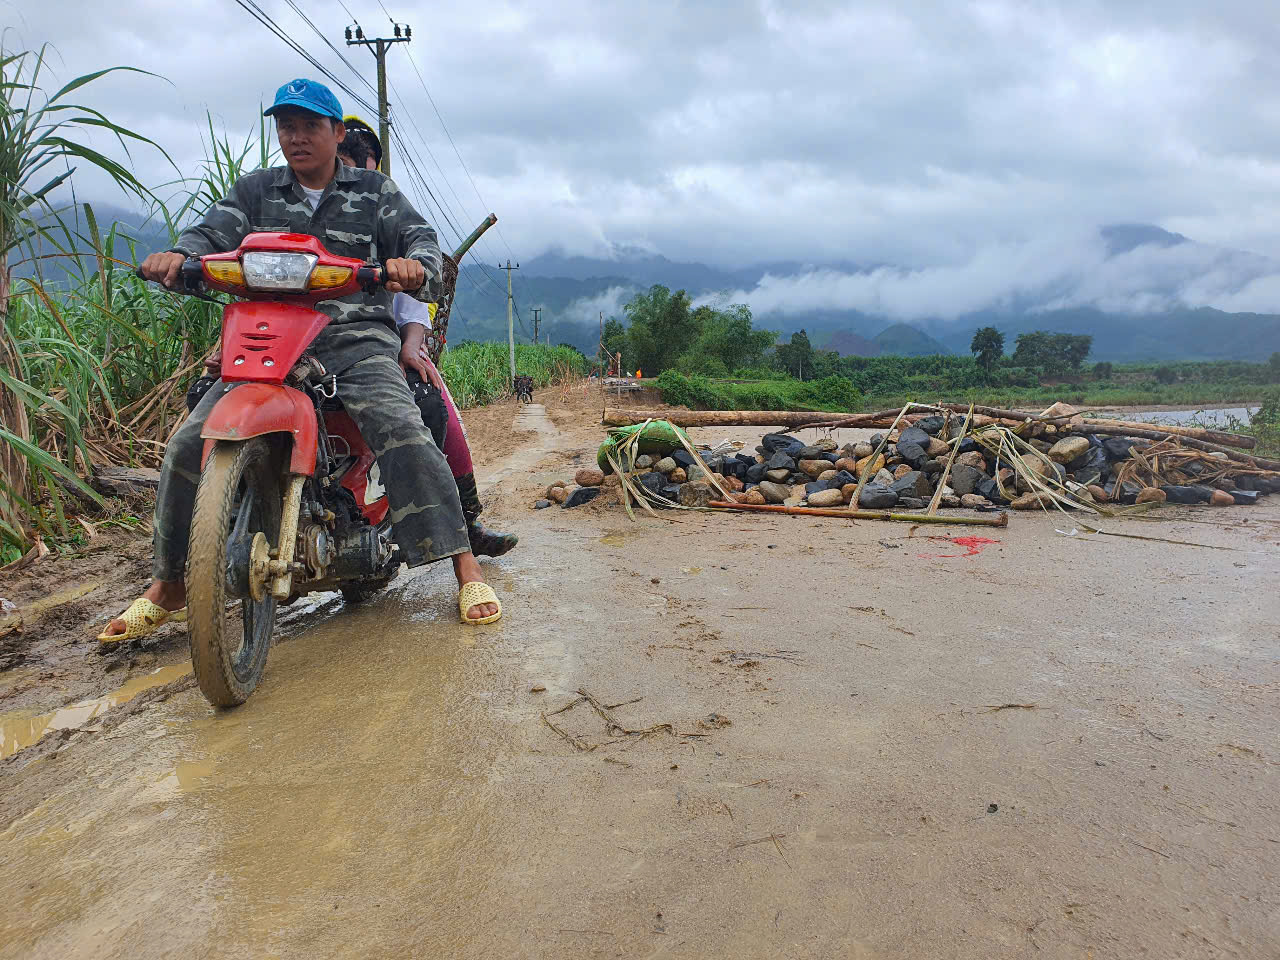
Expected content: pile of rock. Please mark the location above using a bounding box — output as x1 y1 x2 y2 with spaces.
536 417 1277 513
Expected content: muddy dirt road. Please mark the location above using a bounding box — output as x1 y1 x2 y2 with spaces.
2 399 1278 959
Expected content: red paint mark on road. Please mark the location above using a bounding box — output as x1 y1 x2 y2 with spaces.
917 536 1001 559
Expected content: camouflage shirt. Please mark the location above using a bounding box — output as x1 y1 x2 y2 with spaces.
172 161 441 374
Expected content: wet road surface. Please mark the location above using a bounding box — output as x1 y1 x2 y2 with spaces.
2 419 1279 959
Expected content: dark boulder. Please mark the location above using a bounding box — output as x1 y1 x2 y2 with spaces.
563 487 601 508
1160 484 1213 504
735 452 758 467
915 416 946 435
949 464 988 497
897 497 926 510
1102 437 1135 461
899 426 932 448
746 462 767 484
534 499 552 509
832 470 857 488
857 484 898 509
976 475 1010 505
761 433 805 458
767 451 797 472
889 470 931 499
1230 489 1260 505
896 441 930 470
671 450 696 469
638 471 666 494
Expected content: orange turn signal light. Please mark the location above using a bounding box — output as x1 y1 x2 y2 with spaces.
205 261 245 286
309 265 354 290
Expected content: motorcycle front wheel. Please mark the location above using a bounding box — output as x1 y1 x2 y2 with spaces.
186 437 282 707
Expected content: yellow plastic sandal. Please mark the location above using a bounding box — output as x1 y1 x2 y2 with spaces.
96 597 188 647
458 581 502 625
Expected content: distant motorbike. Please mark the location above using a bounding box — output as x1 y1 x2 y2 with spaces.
144 233 411 707
513 374 534 404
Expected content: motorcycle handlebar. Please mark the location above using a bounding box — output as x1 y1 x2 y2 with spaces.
135 258 387 294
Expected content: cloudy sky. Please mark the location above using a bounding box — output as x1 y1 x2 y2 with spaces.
10 0 1280 315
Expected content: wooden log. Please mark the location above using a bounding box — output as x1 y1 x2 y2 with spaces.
90 466 161 497
1064 424 1280 471
602 408 897 429
708 501 1010 526
1074 418 1255 449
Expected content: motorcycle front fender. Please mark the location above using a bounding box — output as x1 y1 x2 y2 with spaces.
200 383 318 475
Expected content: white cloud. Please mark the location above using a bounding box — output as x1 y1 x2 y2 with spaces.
10 0 1280 276
703 234 1280 320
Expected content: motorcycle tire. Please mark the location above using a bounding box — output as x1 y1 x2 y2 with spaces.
187 437 282 707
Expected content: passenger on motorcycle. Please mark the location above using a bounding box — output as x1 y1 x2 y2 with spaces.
101 78 501 642
336 125 518 559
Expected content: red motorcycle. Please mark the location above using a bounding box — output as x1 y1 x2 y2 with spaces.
155 233 412 706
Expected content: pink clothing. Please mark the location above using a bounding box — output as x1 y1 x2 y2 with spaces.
440 381 473 478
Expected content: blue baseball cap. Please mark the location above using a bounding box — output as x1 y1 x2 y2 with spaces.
264 78 343 121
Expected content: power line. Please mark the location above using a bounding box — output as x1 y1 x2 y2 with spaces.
377 1 517 260
282 0 378 100
399 45 517 261
232 0 376 115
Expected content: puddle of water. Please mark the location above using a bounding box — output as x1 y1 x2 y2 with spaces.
0 664 191 759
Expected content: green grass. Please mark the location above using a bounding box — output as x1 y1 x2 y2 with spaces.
654 370 863 411
440 341 588 408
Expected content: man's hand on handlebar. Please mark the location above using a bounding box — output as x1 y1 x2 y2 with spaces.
140 251 187 289
383 257 425 294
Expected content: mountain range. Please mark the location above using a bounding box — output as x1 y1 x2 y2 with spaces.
30 207 1280 363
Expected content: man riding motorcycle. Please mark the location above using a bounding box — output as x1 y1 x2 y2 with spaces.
100 78 501 643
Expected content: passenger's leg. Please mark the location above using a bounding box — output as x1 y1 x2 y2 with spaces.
438 383 518 557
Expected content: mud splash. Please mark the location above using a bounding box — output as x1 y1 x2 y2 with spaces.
0 664 191 760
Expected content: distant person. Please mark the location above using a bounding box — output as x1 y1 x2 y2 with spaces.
338 122 517 558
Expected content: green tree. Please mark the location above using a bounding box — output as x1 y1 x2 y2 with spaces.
598 316 627 369
1093 361 1114 381
1012 331 1093 376
1268 352 1280 383
622 285 699 374
969 326 1005 372
679 304 776 374
775 329 814 380
1155 366 1178 384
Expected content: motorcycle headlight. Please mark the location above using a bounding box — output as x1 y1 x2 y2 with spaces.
241 252 318 293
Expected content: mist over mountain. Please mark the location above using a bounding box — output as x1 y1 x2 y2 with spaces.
36 208 1280 363
453 224 1280 361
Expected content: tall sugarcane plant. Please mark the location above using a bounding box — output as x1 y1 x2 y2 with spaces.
0 44 165 548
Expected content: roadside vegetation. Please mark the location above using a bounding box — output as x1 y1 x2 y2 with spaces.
601 286 1278 412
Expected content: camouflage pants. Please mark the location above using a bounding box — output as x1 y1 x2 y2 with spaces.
153 354 470 582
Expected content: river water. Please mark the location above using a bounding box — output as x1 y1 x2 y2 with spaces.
1121 405 1257 426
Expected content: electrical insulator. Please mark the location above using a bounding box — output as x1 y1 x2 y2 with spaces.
394 24 401 37
344 27 351 40
405 25 412 38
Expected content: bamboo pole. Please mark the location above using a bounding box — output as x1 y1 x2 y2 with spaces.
848 402 915 510
708 500 1009 526
601 408 910 429
927 403 974 515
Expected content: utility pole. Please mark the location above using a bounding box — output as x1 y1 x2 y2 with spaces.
531 307 541 345
499 260 519 381
345 22 411 176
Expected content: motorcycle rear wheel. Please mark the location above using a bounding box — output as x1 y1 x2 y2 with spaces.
187 437 282 707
